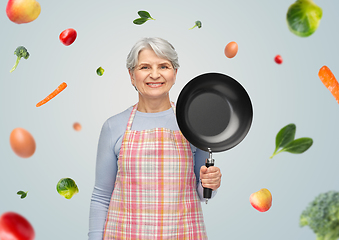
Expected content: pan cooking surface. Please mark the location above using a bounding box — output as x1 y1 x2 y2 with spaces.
176 72 253 152
187 92 231 136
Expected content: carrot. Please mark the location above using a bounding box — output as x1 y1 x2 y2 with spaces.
36 82 67 107
318 66 339 104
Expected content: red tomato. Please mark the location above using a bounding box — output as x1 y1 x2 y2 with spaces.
274 55 283 64
0 212 35 240
59 28 77 46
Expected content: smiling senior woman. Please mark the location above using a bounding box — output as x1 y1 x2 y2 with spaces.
88 37 222 240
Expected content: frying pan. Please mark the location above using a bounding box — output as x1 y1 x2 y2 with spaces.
176 72 253 202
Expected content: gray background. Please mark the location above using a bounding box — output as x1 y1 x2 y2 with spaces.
0 0 338 239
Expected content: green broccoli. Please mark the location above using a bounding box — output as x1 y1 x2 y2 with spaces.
189 20 202 30
300 191 339 240
10 46 30 73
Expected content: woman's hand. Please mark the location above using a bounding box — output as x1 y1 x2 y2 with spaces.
200 166 222 191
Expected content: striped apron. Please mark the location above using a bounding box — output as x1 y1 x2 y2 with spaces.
103 103 207 240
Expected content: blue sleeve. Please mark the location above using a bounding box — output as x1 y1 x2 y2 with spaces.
88 120 118 240
193 146 218 202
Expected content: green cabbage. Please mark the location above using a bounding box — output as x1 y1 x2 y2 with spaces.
286 0 322 37
56 178 79 199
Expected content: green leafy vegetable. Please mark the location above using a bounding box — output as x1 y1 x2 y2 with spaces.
137 11 152 19
300 191 339 240
275 123 296 151
10 46 29 73
270 123 313 158
282 138 313 154
56 178 79 199
133 18 148 25
96 67 105 76
17 190 28 199
133 11 155 25
286 0 322 37
189 20 202 30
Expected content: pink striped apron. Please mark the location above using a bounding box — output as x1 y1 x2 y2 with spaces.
103 103 207 240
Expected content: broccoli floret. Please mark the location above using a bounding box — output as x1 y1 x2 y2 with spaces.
300 191 339 240
189 20 202 30
10 46 29 73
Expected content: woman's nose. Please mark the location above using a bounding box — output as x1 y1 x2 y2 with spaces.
150 69 160 78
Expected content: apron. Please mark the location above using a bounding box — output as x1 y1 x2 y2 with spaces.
103 102 207 240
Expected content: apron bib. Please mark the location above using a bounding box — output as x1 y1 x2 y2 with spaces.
103 103 207 240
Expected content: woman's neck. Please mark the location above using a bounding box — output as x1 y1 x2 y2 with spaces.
137 95 172 113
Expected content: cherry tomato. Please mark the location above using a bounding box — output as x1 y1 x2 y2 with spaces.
274 55 283 64
0 212 35 240
59 28 77 46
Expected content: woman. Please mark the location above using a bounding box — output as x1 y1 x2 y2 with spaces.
88 37 222 240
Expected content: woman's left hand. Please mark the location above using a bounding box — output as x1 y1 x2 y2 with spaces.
200 166 222 191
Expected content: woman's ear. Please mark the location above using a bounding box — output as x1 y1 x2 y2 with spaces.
129 69 134 86
173 68 178 84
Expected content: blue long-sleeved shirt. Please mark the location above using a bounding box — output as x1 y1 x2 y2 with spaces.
88 105 217 240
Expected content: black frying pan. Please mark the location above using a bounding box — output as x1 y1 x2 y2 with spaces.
176 72 253 202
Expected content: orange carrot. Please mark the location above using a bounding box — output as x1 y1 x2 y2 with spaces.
36 82 67 107
318 66 339 104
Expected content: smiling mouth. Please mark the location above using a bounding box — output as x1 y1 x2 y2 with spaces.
146 82 164 87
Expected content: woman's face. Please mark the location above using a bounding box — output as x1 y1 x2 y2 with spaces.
129 48 177 101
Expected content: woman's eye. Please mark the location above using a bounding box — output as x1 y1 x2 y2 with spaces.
141 66 148 69
160 66 168 69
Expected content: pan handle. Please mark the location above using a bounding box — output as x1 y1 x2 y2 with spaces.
203 148 215 204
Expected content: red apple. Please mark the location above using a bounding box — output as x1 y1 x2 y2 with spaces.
6 0 41 24
249 188 272 212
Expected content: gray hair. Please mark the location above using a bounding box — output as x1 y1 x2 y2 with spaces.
126 37 180 71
